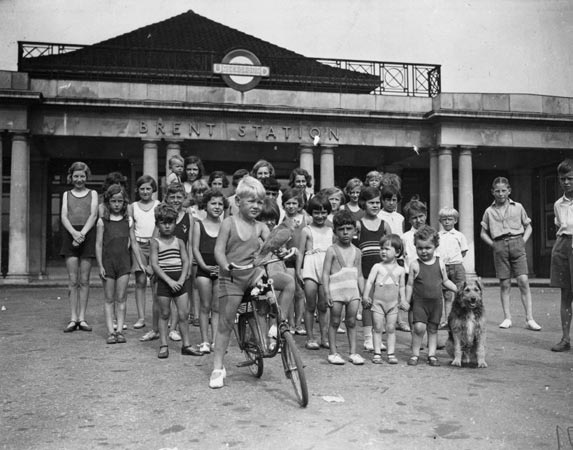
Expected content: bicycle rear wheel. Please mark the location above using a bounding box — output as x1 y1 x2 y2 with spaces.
281 332 309 407
238 314 264 378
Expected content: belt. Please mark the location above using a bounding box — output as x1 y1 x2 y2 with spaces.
493 234 523 241
136 238 151 243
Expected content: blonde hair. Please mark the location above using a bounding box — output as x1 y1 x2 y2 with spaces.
236 175 265 200
169 154 184 168
438 207 459 220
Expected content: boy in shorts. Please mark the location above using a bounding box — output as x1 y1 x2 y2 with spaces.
480 177 541 331
550 159 573 352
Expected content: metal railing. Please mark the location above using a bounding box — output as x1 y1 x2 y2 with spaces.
18 41 441 97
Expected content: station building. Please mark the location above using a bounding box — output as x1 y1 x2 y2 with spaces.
1 10 572 283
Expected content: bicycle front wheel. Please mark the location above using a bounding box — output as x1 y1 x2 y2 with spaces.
238 314 264 378
281 332 309 407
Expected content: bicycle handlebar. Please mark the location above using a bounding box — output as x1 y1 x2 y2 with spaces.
228 248 296 271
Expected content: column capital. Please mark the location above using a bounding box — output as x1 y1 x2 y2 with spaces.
429 148 439 158
459 146 476 156
320 146 335 156
11 130 30 140
438 146 455 156
141 137 161 143
165 138 184 144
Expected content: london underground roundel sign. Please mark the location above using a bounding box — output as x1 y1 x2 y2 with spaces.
213 49 270 92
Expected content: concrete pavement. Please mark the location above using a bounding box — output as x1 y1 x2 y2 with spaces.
0 285 571 449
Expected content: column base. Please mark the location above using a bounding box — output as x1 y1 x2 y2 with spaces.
1 273 31 285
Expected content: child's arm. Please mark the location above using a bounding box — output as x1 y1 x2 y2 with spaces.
321 247 336 307
214 218 233 270
356 250 365 297
193 221 212 272
440 260 458 292
178 238 190 287
362 264 378 308
186 212 194 277
403 261 418 311
80 190 99 240
150 239 180 291
95 218 105 279
398 268 408 310
523 222 532 244
60 192 82 243
480 226 494 247
295 227 310 284
128 219 144 273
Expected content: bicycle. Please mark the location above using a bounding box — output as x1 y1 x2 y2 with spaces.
230 250 309 407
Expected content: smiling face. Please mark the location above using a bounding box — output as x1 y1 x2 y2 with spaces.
71 170 87 189
185 163 199 182
310 207 328 226
294 174 307 189
205 195 225 219
166 192 185 211
348 187 361 204
492 183 511 206
283 198 300 217
256 166 271 179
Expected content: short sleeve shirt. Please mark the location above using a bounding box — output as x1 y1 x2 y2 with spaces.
438 229 468 265
554 195 573 236
480 199 531 239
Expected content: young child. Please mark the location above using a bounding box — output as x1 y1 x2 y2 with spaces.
251 159 275 180
404 225 457 366
364 170 383 190
323 187 345 225
402 196 428 278
208 171 229 192
96 185 143 344
322 210 365 365
363 234 406 364
150 204 202 359
288 167 313 205
131 175 160 331
189 179 209 221
281 188 310 333
166 154 185 186
261 177 286 223
550 159 573 352
297 195 334 350
193 189 227 354
61 161 99 333
182 156 205 207
341 178 364 223
378 185 405 236
210 176 273 388
355 187 392 351
480 177 541 331
438 207 468 329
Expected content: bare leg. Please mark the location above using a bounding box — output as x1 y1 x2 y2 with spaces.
115 274 130 332
371 310 384 354
134 271 147 323
316 284 329 345
213 295 242 370
427 328 438 357
157 296 171 347
103 278 116 334
516 274 535 321
77 258 93 322
304 280 318 340
499 278 512 322
197 276 213 343
345 300 360 355
385 312 398 355
411 322 426 357
328 303 343 355
174 293 191 347
65 256 80 321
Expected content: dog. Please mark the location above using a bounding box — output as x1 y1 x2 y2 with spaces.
446 279 487 368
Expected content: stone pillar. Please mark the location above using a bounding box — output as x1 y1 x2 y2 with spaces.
142 139 159 199
510 168 535 276
438 147 455 216
458 147 476 278
8 132 30 281
320 145 336 189
299 144 315 194
165 139 182 180
429 149 440 228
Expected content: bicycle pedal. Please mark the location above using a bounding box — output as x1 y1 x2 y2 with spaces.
236 360 255 367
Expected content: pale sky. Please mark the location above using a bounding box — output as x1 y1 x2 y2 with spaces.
1 0 572 97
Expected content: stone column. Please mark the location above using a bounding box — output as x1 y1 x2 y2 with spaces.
142 139 159 199
458 147 476 278
320 145 336 189
438 147 454 214
165 139 182 180
299 144 315 194
8 132 30 281
429 149 440 228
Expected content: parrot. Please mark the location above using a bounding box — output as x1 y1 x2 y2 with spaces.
253 217 296 266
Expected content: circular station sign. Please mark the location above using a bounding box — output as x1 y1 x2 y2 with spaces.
213 49 270 92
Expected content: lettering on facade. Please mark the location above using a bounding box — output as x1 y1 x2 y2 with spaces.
138 121 339 142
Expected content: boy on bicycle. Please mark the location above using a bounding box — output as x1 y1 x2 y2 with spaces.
210 176 291 389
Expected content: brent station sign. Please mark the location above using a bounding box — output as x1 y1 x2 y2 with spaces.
213 49 270 92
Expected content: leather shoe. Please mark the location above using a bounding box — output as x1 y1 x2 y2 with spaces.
77 321 92 332
551 339 571 352
63 321 78 333
181 345 204 356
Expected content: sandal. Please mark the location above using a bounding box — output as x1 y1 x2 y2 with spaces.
63 321 78 333
305 340 320 350
115 332 126 344
427 355 440 367
407 355 419 366
387 354 398 365
106 333 117 344
372 353 383 364
158 345 169 359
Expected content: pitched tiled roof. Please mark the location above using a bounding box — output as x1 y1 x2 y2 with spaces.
20 10 380 94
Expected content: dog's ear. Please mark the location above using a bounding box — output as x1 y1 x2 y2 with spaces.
475 278 483 293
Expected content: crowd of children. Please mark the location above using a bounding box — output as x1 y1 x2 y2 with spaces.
60 155 571 391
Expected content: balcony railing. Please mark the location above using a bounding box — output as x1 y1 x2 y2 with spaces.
18 41 441 97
